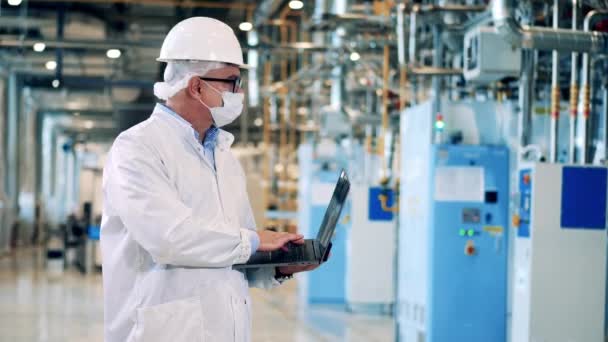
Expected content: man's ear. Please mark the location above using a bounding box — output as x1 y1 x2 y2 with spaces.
186 76 202 99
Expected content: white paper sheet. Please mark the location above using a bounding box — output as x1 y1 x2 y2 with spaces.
434 166 484 202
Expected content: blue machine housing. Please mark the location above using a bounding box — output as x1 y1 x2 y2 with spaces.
297 144 350 305
427 144 509 342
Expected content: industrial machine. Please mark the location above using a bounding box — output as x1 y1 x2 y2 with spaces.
297 143 350 305
398 101 510 342
345 184 396 314
512 163 607 342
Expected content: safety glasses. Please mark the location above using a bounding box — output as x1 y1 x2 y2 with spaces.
199 76 242 93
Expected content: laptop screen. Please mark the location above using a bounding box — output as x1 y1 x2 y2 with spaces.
316 170 350 248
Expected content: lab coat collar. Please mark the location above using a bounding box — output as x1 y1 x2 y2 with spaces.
152 104 234 151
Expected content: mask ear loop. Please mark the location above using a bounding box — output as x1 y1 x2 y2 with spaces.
201 80 225 106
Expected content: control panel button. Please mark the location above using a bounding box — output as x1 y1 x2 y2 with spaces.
464 240 476 256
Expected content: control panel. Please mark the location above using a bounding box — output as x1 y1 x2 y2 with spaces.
518 169 532 238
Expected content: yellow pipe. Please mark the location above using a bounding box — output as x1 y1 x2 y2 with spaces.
378 194 399 213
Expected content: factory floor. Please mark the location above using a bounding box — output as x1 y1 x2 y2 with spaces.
0 248 393 342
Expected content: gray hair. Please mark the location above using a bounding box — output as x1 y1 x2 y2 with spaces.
153 61 226 100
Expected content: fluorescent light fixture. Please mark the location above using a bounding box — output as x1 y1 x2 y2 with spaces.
239 22 253 32
46 60 57 70
106 49 121 59
289 0 304 10
33 42 46 52
350 52 361 61
84 121 95 129
52 79 60 88
8 0 23 6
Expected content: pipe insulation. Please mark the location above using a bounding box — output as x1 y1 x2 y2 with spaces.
492 0 608 54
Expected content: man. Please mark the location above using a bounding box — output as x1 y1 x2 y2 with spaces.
101 17 317 342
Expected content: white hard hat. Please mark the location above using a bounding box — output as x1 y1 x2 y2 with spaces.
157 17 249 68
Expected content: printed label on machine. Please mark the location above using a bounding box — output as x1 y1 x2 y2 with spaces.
434 166 485 202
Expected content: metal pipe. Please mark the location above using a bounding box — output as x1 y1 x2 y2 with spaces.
29 0 253 9
409 67 462 76
5 72 19 253
603 83 608 163
380 44 390 177
569 0 580 164
56 7 65 85
410 4 486 14
431 25 443 124
397 3 408 108
0 37 161 50
519 50 536 151
550 0 560 163
397 3 406 67
580 10 608 163
492 0 608 53
408 7 418 104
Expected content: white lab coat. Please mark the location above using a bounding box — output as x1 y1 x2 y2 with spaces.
100 105 279 342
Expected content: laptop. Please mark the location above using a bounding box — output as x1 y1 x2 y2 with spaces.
234 169 350 269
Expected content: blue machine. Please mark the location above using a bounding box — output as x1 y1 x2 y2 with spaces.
398 102 510 342
298 144 349 305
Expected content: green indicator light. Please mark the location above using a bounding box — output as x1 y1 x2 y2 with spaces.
435 121 445 130
467 229 475 237
459 229 466 236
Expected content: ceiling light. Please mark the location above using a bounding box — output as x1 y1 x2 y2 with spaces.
52 79 60 88
254 118 263 127
289 0 304 10
46 60 57 70
33 42 46 52
74 112 80 117
8 0 22 6
84 121 95 129
239 22 253 32
350 52 361 61
106 49 121 59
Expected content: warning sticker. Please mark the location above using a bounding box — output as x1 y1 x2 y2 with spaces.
483 226 504 236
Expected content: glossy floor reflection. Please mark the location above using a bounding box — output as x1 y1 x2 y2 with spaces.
0 248 393 342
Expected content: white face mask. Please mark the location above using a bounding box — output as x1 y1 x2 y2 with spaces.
199 81 244 127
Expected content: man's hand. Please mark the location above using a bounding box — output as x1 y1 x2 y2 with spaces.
257 230 304 252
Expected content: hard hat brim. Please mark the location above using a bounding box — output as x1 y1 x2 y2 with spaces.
156 58 252 70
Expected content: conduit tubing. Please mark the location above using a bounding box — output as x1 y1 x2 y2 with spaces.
570 0 580 164
550 0 560 163
580 10 608 163
492 0 608 53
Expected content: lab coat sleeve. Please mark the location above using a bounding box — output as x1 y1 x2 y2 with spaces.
235 162 282 289
104 133 254 267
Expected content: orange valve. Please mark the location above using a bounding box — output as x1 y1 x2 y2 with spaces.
464 240 476 256
512 214 521 228
523 173 531 185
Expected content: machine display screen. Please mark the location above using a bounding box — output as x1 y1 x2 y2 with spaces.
462 208 481 223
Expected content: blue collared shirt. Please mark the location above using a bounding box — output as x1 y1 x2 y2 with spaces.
158 103 218 170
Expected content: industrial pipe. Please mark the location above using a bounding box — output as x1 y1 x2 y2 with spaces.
380 44 390 177
580 10 608 163
409 4 486 14
550 0 560 163
569 0 580 163
29 0 253 10
603 83 608 163
519 50 536 150
492 0 608 53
